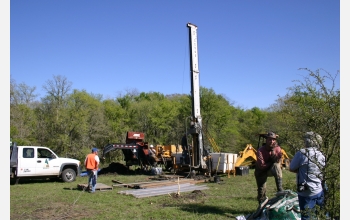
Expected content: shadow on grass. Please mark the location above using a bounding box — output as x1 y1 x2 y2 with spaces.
174 203 255 218
10 177 61 185
63 187 83 191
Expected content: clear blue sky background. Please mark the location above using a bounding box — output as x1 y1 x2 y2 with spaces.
10 0 340 109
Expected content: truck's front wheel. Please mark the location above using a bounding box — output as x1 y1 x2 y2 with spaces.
61 168 76 182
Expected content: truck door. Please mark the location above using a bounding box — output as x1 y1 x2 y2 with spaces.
35 148 60 175
17 147 37 176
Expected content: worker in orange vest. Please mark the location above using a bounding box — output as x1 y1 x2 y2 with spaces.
84 148 100 193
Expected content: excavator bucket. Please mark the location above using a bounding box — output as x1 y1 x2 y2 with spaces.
234 144 257 176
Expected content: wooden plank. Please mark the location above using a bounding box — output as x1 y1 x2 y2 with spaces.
148 175 184 180
112 180 153 185
136 178 206 189
111 178 207 189
111 180 160 188
112 180 124 184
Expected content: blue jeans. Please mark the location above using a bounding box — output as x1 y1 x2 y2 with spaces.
298 190 324 220
87 170 97 192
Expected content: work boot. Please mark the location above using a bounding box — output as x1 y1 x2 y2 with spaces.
275 178 283 192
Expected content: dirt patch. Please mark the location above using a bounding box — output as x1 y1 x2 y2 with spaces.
98 162 154 175
11 202 96 220
168 189 206 203
98 162 131 175
192 175 210 181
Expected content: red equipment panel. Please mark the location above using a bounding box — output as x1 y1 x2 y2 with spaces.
126 132 145 143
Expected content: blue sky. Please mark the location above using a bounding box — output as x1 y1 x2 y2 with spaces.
10 1 340 110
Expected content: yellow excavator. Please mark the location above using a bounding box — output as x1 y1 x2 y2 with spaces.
153 144 183 170
235 144 257 167
233 144 257 176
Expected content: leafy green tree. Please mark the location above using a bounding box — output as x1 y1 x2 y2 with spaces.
167 93 193 146
278 68 340 219
37 75 72 153
200 87 238 153
103 99 129 141
10 79 38 145
64 90 109 161
42 75 72 121
149 96 180 144
10 79 38 106
235 106 270 151
10 104 37 145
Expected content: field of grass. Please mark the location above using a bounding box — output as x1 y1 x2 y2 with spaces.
10 167 297 220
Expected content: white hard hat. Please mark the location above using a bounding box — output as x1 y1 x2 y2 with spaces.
150 145 154 148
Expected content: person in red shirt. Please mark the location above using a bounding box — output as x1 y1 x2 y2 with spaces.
84 148 100 193
254 132 283 205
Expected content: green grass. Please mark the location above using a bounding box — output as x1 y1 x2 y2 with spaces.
10 168 297 220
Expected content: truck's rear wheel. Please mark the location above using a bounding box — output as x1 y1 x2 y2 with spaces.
61 168 76 182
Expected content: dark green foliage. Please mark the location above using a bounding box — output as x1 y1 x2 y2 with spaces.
272 68 340 218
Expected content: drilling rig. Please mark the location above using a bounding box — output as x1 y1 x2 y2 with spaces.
172 23 213 175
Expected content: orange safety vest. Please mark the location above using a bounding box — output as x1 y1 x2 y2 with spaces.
85 153 98 170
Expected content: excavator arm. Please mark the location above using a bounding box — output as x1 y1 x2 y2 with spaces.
102 143 138 158
235 144 257 167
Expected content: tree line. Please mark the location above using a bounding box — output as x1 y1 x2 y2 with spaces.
10 68 339 218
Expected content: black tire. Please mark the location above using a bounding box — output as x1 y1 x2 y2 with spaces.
61 168 77 183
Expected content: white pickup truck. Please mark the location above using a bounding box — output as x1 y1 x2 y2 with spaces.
10 142 81 184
